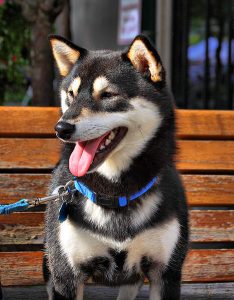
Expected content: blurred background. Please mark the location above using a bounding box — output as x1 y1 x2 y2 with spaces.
0 0 233 109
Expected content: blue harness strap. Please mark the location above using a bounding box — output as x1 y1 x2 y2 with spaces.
0 199 29 215
74 177 157 208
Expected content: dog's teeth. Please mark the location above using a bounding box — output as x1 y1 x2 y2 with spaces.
109 131 115 140
105 139 111 146
100 145 105 150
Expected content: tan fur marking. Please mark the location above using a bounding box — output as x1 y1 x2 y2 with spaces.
127 40 162 82
50 39 80 76
80 107 92 117
92 76 109 99
65 108 94 124
69 77 81 97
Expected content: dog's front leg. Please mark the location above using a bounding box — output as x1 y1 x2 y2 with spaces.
148 280 162 300
149 267 181 300
47 280 84 300
116 281 143 300
75 284 84 300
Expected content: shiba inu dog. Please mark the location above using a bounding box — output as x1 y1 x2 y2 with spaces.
44 35 189 300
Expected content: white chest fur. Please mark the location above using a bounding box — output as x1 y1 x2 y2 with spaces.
59 217 180 272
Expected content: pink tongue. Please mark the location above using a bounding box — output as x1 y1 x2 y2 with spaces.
69 133 108 177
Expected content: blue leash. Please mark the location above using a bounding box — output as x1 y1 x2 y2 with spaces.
0 199 29 214
0 187 71 215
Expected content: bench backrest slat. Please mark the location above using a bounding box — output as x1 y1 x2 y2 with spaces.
0 107 234 139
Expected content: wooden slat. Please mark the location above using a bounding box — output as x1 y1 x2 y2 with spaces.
0 213 44 245
0 139 60 169
182 175 234 206
1 250 233 286
189 210 234 242
0 210 233 245
1 174 233 206
0 174 51 204
176 110 234 139
0 252 44 286
177 140 234 172
0 107 59 137
0 107 234 139
0 139 234 171
183 249 234 282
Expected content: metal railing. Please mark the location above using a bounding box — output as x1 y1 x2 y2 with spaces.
171 0 233 109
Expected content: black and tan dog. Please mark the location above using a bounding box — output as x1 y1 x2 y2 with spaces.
44 35 189 300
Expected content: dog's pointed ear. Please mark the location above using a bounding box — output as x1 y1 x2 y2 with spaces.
49 35 85 76
123 35 165 84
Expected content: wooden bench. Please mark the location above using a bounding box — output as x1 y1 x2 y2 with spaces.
0 107 234 299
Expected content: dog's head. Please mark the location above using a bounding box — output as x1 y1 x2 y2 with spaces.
50 35 174 180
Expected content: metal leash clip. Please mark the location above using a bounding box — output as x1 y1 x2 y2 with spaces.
27 180 76 208
0 180 77 215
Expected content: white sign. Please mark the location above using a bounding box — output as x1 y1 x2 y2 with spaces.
118 0 142 45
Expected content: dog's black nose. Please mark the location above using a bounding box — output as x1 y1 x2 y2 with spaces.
55 121 75 140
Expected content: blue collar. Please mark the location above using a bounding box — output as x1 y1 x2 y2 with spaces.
74 177 157 208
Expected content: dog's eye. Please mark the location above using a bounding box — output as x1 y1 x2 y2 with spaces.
101 92 117 99
68 90 74 99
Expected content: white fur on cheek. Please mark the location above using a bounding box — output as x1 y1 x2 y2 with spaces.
69 97 162 179
61 89 68 113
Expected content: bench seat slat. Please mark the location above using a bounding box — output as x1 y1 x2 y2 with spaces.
1 139 234 171
189 210 234 242
182 174 234 206
1 250 233 285
0 174 50 204
0 107 234 139
0 210 233 244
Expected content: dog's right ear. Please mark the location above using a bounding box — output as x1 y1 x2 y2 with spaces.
49 35 86 77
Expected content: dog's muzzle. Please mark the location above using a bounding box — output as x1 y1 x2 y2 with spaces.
55 121 75 140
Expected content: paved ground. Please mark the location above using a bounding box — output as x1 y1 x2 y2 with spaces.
2 283 234 299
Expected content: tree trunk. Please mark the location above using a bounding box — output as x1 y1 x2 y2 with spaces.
31 18 54 106
13 0 65 106
55 0 71 39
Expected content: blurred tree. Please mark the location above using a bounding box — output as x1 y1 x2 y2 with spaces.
13 0 65 106
0 1 30 105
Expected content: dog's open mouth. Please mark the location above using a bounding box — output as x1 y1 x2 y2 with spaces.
69 127 128 177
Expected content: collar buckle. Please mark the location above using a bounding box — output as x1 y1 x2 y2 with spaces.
95 193 121 208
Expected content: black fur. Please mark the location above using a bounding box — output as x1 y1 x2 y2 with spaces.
45 35 189 300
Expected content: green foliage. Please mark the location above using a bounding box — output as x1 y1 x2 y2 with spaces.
0 1 31 105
